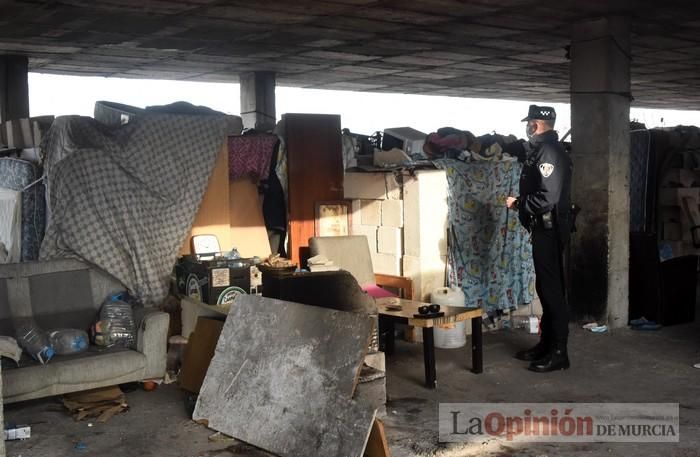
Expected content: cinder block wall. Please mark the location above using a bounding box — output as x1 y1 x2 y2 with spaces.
344 170 448 302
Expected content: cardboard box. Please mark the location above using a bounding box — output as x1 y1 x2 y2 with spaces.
179 316 225 394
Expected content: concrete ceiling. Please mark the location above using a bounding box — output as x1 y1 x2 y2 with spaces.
1 0 699 109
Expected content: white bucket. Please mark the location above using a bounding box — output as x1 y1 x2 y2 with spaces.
431 286 467 349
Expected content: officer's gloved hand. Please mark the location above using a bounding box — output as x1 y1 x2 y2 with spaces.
502 140 527 162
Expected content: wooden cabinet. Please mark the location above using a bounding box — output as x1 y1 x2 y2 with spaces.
283 113 344 265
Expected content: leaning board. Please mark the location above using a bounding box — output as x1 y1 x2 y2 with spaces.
193 295 376 457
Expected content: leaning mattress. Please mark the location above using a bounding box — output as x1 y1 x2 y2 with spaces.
0 158 46 261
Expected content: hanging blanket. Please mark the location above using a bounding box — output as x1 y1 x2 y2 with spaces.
40 114 227 305
434 159 535 312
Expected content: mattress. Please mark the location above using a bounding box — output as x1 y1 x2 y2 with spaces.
0 157 46 261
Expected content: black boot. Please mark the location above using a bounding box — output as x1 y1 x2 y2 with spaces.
514 340 549 361
527 344 569 372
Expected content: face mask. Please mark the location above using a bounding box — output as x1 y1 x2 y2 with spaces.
526 122 537 140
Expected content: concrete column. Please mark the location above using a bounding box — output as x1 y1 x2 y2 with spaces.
239 71 276 131
0 55 30 124
569 16 631 328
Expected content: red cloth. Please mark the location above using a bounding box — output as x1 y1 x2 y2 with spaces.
362 284 397 299
228 134 278 181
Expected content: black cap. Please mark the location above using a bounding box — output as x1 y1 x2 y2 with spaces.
521 104 556 122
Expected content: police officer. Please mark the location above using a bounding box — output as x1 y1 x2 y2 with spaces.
505 104 572 373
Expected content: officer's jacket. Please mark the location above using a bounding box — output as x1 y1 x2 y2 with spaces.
518 130 572 229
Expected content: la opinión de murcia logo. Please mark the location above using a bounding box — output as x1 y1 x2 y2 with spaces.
439 403 679 443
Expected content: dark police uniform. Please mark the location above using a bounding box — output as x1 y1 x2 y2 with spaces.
512 105 572 372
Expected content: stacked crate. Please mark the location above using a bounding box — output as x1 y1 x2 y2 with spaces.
344 170 448 302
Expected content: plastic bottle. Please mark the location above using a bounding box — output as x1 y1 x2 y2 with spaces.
15 320 54 364
99 297 136 348
48 329 89 355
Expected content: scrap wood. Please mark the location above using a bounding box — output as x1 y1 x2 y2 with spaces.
364 418 391 457
63 386 129 422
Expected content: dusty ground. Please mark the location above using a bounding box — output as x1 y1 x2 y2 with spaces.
4 324 700 457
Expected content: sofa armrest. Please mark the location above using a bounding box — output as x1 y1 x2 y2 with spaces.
375 274 413 300
135 310 169 380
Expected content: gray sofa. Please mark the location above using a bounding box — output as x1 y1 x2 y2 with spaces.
0 259 169 404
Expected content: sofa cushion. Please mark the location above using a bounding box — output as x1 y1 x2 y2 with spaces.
56 348 146 385
2 362 57 398
29 269 97 331
2 348 146 398
362 284 396 299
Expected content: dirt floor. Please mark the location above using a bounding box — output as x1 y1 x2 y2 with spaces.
4 323 700 457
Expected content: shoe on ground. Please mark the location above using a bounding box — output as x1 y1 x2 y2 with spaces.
514 341 548 361
528 349 570 373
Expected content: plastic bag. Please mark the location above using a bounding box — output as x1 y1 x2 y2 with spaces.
96 294 136 348
48 329 89 355
15 320 54 364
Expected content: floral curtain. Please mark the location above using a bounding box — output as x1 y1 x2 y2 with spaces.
434 159 535 312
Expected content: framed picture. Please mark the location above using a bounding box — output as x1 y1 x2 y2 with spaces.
315 200 352 237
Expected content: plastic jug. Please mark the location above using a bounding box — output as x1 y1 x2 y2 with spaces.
431 286 467 349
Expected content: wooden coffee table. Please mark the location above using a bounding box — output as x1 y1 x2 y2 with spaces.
376 297 483 389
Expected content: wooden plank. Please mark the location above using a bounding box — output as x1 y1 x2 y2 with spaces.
284 113 344 265
375 273 413 300
193 295 376 457
364 418 391 457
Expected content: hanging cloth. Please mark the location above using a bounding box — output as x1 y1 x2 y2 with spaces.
0 188 22 263
228 134 278 181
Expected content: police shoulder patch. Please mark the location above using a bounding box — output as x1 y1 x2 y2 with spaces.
539 163 554 178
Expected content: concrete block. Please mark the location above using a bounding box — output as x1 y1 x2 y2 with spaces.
344 172 387 200
350 225 378 253
360 199 382 226
381 199 403 227
403 170 448 257
372 253 401 276
355 375 386 417
402 255 446 302
364 351 385 372
377 226 402 255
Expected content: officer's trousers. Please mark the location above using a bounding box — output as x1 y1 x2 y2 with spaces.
532 227 569 347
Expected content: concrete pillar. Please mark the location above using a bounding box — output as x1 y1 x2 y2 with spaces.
569 16 631 328
239 71 276 131
0 55 30 124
